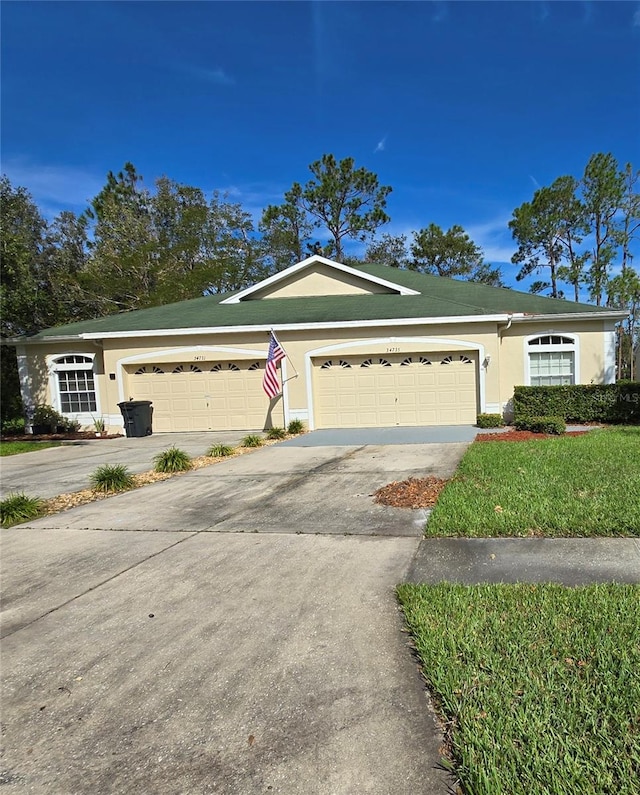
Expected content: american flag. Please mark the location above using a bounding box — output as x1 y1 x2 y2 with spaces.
262 332 286 399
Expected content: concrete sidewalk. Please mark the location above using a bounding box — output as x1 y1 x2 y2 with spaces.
406 537 640 585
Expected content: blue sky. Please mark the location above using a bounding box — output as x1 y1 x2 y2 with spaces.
2 1 639 284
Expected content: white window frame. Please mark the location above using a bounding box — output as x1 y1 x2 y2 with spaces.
46 352 101 425
523 333 579 386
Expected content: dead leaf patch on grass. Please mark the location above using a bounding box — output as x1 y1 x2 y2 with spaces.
372 476 448 509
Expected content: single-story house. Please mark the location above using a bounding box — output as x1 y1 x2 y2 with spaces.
11 255 628 433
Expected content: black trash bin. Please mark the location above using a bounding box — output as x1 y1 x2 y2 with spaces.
118 400 153 437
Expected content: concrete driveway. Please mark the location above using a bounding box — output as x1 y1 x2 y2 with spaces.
0 431 249 500
0 439 468 794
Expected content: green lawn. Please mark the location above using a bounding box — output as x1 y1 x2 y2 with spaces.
427 426 640 536
0 440 64 456
397 582 640 795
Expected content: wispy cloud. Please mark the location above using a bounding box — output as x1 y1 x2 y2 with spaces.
2 158 104 217
529 175 541 190
182 65 235 86
431 2 448 23
466 215 516 264
374 136 387 153
633 7 640 27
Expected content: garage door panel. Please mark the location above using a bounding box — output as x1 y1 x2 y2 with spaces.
129 361 282 432
314 351 478 428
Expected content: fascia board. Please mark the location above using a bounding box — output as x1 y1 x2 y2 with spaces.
220 255 419 304
76 314 517 340
511 311 629 322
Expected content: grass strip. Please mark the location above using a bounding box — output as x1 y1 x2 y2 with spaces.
427 427 640 536
0 441 63 456
397 582 640 795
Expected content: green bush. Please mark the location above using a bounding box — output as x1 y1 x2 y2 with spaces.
31 404 65 432
266 426 287 440
153 446 191 473
476 413 504 428
287 419 305 435
207 443 235 457
513 383 640 425
1 493 45 527
241 434 264 448
513 415 566 435
90 463 135 493
1 417 25 436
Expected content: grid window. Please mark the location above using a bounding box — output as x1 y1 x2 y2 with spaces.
529 352 574 386
58 370 97 412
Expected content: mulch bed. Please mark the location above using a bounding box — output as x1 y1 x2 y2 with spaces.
475 430 587 442
372 476 448 509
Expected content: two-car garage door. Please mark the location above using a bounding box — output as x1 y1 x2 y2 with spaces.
313 352 478 428
129 360 283 432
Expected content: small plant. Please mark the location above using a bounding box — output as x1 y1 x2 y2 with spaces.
476 413 504 429
92 416 106 434
1 492 45 527
207 443 235 457
287 419 305 435
514 415 566 435
90 463 135 493
266 426 286 440
241 434 264 448
153 446 192 473
61 418 82 433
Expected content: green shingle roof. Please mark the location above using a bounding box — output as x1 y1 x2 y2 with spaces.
26 262 617 340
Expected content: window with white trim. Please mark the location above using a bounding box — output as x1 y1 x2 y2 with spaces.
528 335 576 386
52 355 97 413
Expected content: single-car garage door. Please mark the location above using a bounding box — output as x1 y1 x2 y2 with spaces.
313 352 478 428
128 359 283 432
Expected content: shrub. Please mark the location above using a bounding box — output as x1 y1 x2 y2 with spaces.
1 417 25 436
266 426 287 440
60 417 82 433
513 415 566 435
287 419 305 435
1 492 45 527
476 413 504 428
512 384 640 425
31 404 65 432
207 443 235 457
90 463 135 493
241 434 264 448
153 446 192 473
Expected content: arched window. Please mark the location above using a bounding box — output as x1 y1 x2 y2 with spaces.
527 334 576 386
51 355 97 413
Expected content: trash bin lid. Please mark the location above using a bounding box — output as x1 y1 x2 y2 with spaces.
118 400 153 407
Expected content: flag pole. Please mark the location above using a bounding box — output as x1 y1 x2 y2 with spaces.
270 329 298 378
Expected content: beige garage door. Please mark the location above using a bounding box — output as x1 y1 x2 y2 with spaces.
129 360 283 432
313 352 478 428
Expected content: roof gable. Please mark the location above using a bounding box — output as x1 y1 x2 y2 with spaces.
220 255 420 303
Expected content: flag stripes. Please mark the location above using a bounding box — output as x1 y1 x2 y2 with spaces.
262 332 286 399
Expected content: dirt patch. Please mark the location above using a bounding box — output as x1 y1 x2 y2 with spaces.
475 430 588 442
372 476 448 509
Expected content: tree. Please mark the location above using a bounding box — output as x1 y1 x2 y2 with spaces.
0 176 49 336
202 191 268 294
259 183 314 271
470 262 505 287
607 267 640 380
83 163 157 312
582 153 625 305
410 223 485 278
509 176 585 299
295 154 392 262
365 234 409 267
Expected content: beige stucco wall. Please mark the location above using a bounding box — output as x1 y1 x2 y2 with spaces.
250 263 393 298
18 316 614 431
